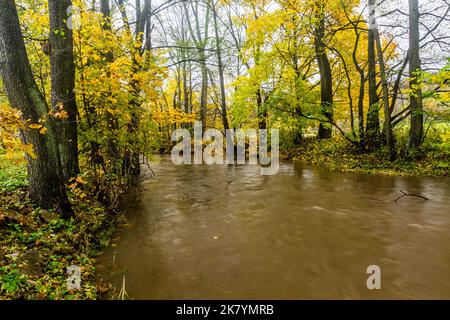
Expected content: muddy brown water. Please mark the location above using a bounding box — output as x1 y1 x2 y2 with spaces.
98 156 450 299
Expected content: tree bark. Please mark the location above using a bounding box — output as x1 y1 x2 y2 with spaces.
184 1 209 131
407 0 424 150
117 0 141 177
314 2 333 139
144 0 152 51
211 0 230 130
49 0 79 180
100 0 120 161
0 0 72 217
366 0 380 151
350 28 366 149
375 29 396 160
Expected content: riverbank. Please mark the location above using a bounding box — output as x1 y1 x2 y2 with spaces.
0 153 125 299
281 138 449 177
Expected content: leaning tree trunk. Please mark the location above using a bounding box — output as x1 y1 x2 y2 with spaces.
375 29 396 160
407 0 424 150
0 0 72 217
49 0 79 181
314 2 333 139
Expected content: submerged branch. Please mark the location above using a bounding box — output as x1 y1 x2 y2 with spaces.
395 190 429 202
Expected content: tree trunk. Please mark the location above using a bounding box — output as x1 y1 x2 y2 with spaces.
375 29 396 160
314 2 333 139
351 29 366 149
49 0 79 180
144 0 152 51
184 1 209 131
100 0 120 160
366 0 380 151
117 0 141 177
256 87 267 130
0 0 72 217
407 0 424 150
211 0 230 130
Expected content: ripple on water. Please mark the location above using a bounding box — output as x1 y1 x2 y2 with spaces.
100 156 450 299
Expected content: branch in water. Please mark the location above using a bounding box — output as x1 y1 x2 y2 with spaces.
394 190 429 202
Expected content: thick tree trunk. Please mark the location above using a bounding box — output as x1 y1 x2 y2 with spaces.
314 3 333 139
49 0 79 180
0 0 72 217
407 0 423 150
366 0 380 151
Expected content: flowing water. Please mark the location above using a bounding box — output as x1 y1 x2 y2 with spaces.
99 156 450 299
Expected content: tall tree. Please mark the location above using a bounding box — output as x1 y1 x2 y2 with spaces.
211 0 230 130
117 0 142 177
314 0 333 139
375 28 396 160
407 0 423 150
366 0 380 151
100 0 119 160
184 0 210 131
0 0 72 217
49 0 79 180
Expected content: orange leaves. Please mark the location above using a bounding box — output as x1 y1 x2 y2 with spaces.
53 110 69 120
68 176 88 199
75 176 86 184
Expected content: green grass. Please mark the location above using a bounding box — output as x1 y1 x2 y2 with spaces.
0 153 27 192
0 153 124 300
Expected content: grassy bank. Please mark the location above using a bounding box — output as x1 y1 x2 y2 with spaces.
281 137 449 177
0 153 124 299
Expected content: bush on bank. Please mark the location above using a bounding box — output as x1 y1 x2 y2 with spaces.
0 153 124 300
281 133 449 177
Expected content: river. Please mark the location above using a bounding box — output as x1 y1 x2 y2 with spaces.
98 156 450 299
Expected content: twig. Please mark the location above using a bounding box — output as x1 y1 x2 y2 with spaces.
117 273 129 300
145 159 156 177
395 190 429 202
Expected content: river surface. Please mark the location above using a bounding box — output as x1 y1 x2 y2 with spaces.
99 156 450 299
